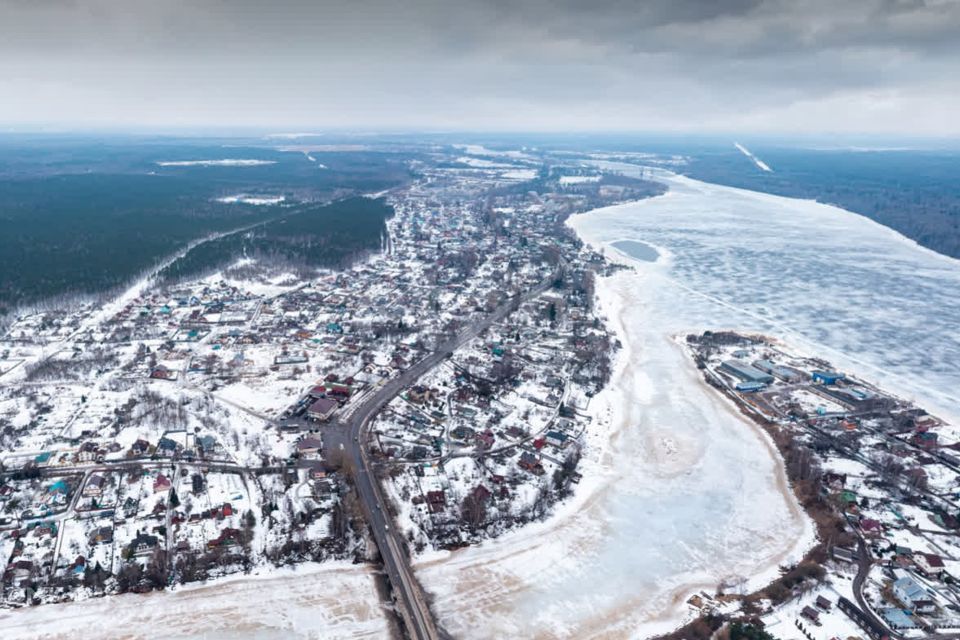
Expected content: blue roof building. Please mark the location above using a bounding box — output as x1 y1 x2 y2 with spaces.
47 479 68 494
813 370 845 385
880 608 917 630
893 576 935 613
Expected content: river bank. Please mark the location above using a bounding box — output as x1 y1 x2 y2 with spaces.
415 161 960 638
1 561 389 639
414 229 815 637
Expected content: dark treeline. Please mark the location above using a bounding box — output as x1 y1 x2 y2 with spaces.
0 138 413 315
683 147 960 260
158 197 395 283
0 173 275 315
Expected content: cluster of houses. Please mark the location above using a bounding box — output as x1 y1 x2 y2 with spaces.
690 332 960 638
21 432 225 473
0 145 657 605
363 161 628 550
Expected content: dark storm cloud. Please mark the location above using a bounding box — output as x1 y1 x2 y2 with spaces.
1 0 958 133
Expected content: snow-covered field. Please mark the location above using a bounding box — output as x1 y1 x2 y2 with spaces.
157 159 277 167
1 562 388 640
500 168 538 181
559 175 601 185
415 169 960 638
215 194 286 205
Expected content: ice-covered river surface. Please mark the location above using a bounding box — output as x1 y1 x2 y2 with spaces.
415 171 960 638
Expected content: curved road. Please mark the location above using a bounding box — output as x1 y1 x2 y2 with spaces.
341 269 560 640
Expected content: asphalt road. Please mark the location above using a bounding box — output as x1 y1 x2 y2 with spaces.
341 270 560 640
5 270 558 640
850 534 899 640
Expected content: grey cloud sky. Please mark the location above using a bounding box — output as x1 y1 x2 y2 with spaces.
1 0 958 134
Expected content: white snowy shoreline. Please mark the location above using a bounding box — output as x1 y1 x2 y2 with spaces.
2 561 390 639
416 282 816 635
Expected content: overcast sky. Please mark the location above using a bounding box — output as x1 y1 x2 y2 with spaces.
2 0 959 135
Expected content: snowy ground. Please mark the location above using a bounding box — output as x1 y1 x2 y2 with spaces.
415 266 815 638
734 143 773 172
559 175 601 185
0 562 388 640
215 194 286 205
156 160 277 167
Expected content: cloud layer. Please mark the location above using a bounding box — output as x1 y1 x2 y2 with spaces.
2 0 958 134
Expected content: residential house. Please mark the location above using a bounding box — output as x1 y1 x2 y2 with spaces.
327 383 351 399
801 606 820 624
911 431 938 450
545 430 569 448
916 553 945 579
5 560 34 586
475 429 495 450
129 532 159 556
122 496 138 519
425 490 446 514
307 397 338 422
296 436 323 457
82 474 106 498
207 527 242 549
470 485 492 504
76 441 101 463
153 474 171 493
893 576 936 613
450 425 475 442
130 439 150 456
859 518 883 538
302 461 327 480
157 437 179 458
89 526 113 545
196 435 218 457
150 365 177 381
519 451 544 474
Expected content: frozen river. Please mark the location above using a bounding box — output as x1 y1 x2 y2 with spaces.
590 169 960 423
414 170 960 638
